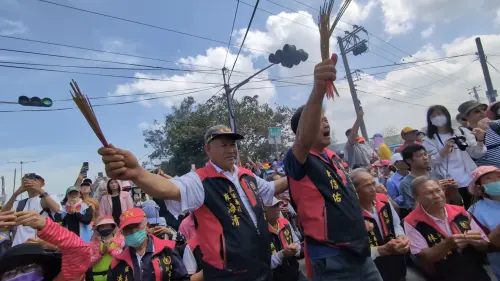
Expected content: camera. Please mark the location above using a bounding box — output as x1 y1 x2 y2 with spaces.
451 136 468 151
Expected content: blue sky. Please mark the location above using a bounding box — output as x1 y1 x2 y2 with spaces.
0 0 499 198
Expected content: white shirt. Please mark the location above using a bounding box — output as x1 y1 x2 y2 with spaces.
11 195 61 246
165 162 275 227
437 133 473 187
183 244 198 275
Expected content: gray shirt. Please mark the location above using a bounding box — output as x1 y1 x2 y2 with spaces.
344 141 375 168
400 174 416 210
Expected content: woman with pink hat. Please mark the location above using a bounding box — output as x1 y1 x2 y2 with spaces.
469 165 500 281
88 216 125 281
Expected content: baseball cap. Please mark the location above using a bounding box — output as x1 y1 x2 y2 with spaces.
401 127 418 136
372 133 383 138
65 186 80 195
204 125 244 144
141 200 161 224
458 100 487 117
270 197 283 206
471 166 500 185
391 153 403 164
119 208 146 230
0 244 61 280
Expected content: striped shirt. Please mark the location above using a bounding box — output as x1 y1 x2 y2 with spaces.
37 218 92 281
475 124 500 168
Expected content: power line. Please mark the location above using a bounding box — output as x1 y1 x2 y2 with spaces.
357 90 434 108
37 0 275 57
224 1 240 68
411 59 478 89
229 0 261 81
487 61 500 74
0 64 222 84
0 85 220 113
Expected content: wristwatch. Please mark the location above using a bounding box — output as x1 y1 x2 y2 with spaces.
39 192 49 198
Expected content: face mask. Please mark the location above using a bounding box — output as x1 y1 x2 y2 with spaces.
431 115 447 127
124 229 147 248
97 228 114 238
484 181 500 196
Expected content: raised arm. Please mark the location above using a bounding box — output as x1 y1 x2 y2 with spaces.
292 59 336 164
347 108 363 145
99 146 181 201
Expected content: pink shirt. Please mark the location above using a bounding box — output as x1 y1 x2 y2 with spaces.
178 213 196 240
404 207 489 255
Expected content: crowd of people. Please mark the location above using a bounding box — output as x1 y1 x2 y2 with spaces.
0 58 500 281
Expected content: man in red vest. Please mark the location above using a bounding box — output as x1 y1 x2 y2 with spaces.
403 176 491 281
284 58 382 281
350 168 409 281
99 125 288 281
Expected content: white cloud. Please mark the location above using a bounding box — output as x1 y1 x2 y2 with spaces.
138 121 163 131
111 47 276 107
226 10 500 142
379 0 498 35
421 25 435 38
0 19 27 36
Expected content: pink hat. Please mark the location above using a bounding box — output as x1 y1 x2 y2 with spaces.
487 101 500 120
380 160 391 166
471 166 500 185
95 216 116 227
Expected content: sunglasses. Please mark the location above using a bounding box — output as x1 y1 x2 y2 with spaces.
472 107 487 114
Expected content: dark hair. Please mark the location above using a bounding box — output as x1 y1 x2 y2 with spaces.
401 144 426 168
107 179 120 194
426 105 453 139
291 105 305 134
345 129 351 137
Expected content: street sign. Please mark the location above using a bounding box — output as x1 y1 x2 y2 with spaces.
268 135 281 144
268 127 282 137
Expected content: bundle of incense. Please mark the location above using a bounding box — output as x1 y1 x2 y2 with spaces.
70 80 109 147
318 0 352 99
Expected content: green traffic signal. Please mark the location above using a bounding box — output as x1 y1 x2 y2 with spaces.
17 96 53 107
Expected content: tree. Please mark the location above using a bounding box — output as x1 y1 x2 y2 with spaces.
142 94 295 176
381 126 399 137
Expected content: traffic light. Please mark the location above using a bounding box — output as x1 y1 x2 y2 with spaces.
268 44 308 68
18 96 53 107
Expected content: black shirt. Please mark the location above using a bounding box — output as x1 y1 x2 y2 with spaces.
111 195 122 225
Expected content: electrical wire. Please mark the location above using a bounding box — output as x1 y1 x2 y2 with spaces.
224 1 240 68
411 59 478 89
229 0 261 81
487 61 500 74
0 64 221 84
37 0 275 57
0 85 221 113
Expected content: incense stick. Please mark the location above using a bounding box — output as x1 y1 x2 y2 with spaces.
70 80 109 147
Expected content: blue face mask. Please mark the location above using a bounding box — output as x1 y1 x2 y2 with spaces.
484 181 500 196
124 229 147 248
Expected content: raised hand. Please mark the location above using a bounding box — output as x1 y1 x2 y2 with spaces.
313 59 337 95
98 145 143 180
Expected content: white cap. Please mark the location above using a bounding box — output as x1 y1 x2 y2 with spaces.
271 197 283 206
391 153 403 164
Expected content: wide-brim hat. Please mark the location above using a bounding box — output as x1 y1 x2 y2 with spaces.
0 244 61 279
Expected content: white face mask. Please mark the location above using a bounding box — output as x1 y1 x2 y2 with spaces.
431 115 447 127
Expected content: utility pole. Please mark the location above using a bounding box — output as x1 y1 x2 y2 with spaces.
0 176 5 206
468 86 481 102
475 37 497 103
7 160 37 184
338 25 370 140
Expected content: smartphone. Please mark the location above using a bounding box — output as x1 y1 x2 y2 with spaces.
80 162 89 178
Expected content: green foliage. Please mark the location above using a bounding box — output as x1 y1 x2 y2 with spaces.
142 94 295 176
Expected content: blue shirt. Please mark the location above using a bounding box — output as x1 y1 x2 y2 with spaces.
386 171 405 205
284 149 341 259
469 199 500 281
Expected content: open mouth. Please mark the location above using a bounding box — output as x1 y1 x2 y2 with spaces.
323 131 330 137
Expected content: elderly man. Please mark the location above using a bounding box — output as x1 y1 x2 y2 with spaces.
350 168 409 281
404 176 491 281
99 124 288 281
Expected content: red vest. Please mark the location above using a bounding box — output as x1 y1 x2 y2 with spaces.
288 148 369 257
363 193 406 281
193 163 271 281
268 218 299 281
404 204 489 281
